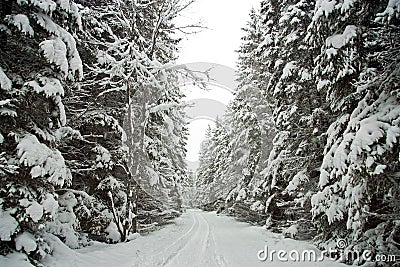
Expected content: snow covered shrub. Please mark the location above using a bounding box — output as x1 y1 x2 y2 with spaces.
45 192 80 249
283 224 298 239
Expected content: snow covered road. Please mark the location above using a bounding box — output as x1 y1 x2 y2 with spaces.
44 209 346 267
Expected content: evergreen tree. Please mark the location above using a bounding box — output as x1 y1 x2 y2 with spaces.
67 0 190 241
0 0 194 262
196 122 232 205
309 0 400 260
0 0 84 261
256 0 330 236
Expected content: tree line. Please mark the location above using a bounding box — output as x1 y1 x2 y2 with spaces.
0 0 193 263
197 1 400 265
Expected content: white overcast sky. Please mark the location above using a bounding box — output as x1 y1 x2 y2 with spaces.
174 0 260 164
176 0 260 69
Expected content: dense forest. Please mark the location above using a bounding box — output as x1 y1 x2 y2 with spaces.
0 0 399 266
196 0 400 265
0 0 193 263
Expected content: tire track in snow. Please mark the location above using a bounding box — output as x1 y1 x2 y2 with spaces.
162 212 198 252
64 210 347 267
207 223 228 267
163 211 211 267
153 211 199 266
160 210 228 267
193 212 210 266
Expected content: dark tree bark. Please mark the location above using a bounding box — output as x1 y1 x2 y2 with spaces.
0 0 12 47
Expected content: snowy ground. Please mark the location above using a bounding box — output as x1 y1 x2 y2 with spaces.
4 210 348 267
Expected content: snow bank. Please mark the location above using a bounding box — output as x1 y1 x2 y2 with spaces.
105 222 121 242
43 210 346 267
0 252 33 267
283 224 298 239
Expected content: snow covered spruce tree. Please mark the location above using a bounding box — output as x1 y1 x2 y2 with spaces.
0 0 84 262
58 0 129 238
225 8 271 213
195 8 276 220
64 0 190 241
223 88 270 223
232 0 329 237
206 119 234 206
309 0 400 262
146 80 189 211
195 125 214 205
217 6 277 223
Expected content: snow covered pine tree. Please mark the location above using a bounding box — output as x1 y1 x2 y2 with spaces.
0 0 192 264
198 2 400 264
309 0 400 263
0 0 84 263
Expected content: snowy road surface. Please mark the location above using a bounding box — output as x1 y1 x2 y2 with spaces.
44 209 346 267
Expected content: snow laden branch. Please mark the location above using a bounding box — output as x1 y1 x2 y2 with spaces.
148 102 187 114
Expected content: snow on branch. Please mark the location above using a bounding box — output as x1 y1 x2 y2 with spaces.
17 134 72 186
284 170 309 195
0 209 18 241
281 61 297 80
313 0 336 21
0 67 12 91
84 113 127 142
56 0 82 29
25 77 67 125
325 25 357 49
35 13 83 80
0 99 17 118
376 0 400 22
25 76 64 97
96 85 127 98
40 38 69 78
148 102 183 113
5 14 34 37
55 188 94 202
30 0 57 14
